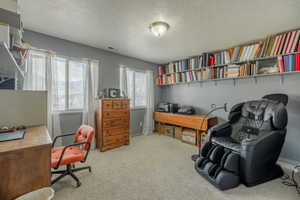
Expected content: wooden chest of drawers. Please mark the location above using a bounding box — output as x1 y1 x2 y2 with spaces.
96 98 130 152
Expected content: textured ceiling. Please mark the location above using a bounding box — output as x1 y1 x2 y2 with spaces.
19 0 300 64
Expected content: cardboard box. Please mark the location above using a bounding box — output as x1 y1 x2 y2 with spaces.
197 131 207 147
181 128 196 145
155 122 163 135
174 126 182 140
200 132 207 147
164 125 174 137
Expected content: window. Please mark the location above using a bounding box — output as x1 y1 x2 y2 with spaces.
52 57 86 111
126 69 147 109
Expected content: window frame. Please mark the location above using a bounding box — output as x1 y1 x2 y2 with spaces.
53 55 86 113
126 68 147 110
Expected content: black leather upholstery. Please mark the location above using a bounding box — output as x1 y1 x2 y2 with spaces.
195 94 288 190
262 93 288 106
208 99 287 153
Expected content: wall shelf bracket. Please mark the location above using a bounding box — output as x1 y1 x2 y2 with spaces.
254 77 258 84
280 75 284 85
233 79 237 87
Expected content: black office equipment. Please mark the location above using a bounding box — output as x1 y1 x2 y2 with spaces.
157 103 178 113
101 88 121 98
0 130 25 142
177 106 195 115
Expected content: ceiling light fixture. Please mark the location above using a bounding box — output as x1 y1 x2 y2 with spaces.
149 21 170 37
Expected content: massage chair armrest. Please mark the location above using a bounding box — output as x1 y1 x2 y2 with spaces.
241 130 286 151
206 122 232 141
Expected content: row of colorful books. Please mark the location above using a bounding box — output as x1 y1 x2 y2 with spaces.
162 59 189 74
158 51 231 75
157 66 229 84
158 29 300 76
201 50 231 67
156 57 300 85
230 43 260 63
258 30 300 58
226 63 258 78
278 53 300 72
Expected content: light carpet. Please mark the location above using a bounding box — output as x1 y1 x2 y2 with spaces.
52 134 298 200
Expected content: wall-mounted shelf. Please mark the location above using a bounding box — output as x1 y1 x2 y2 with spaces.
157 27 300 86
158 51 300 77
0 42 24 78
159 71 300 87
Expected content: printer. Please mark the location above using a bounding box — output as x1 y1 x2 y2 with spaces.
157 103 178 113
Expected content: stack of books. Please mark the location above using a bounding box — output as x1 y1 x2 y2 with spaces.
259 30 300 57
226 65 240 78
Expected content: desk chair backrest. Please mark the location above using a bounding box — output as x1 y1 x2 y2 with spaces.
74 125 94 150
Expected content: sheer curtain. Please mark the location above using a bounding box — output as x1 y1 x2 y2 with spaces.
23 50 47 90
23 50 62 144
82 60 99 149
120 65 128 98
143 70 155 135
48 55 62 145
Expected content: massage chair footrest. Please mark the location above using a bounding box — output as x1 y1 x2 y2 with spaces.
195 143 240 190
195 157 240 190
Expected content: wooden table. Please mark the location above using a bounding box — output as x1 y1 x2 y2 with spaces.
154 112 218 146
0 126 52 200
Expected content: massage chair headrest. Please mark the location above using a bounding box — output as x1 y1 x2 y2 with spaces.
262 93 288 106
228 99 288 130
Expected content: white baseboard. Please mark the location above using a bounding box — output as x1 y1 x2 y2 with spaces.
278 157 300 172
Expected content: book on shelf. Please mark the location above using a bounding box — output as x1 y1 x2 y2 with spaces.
282 32 291 54
277 55 285 73
158 65 164 76
296 53 300 71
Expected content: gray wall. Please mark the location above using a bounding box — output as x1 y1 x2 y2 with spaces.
23 30 157 139
160 74 300 163
0 90 47 127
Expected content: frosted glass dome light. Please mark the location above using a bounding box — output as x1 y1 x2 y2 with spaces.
149 21 170 37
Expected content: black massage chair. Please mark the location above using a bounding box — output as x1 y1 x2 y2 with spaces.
195 94 288 190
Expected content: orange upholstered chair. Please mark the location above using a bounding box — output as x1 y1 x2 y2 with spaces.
51 125 94 187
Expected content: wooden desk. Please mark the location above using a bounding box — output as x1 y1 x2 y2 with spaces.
154 112 217 131
154 112 218 146
0 126 52 200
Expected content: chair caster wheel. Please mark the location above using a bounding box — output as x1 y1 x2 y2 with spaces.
76 181 81 187
191 154 200 162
